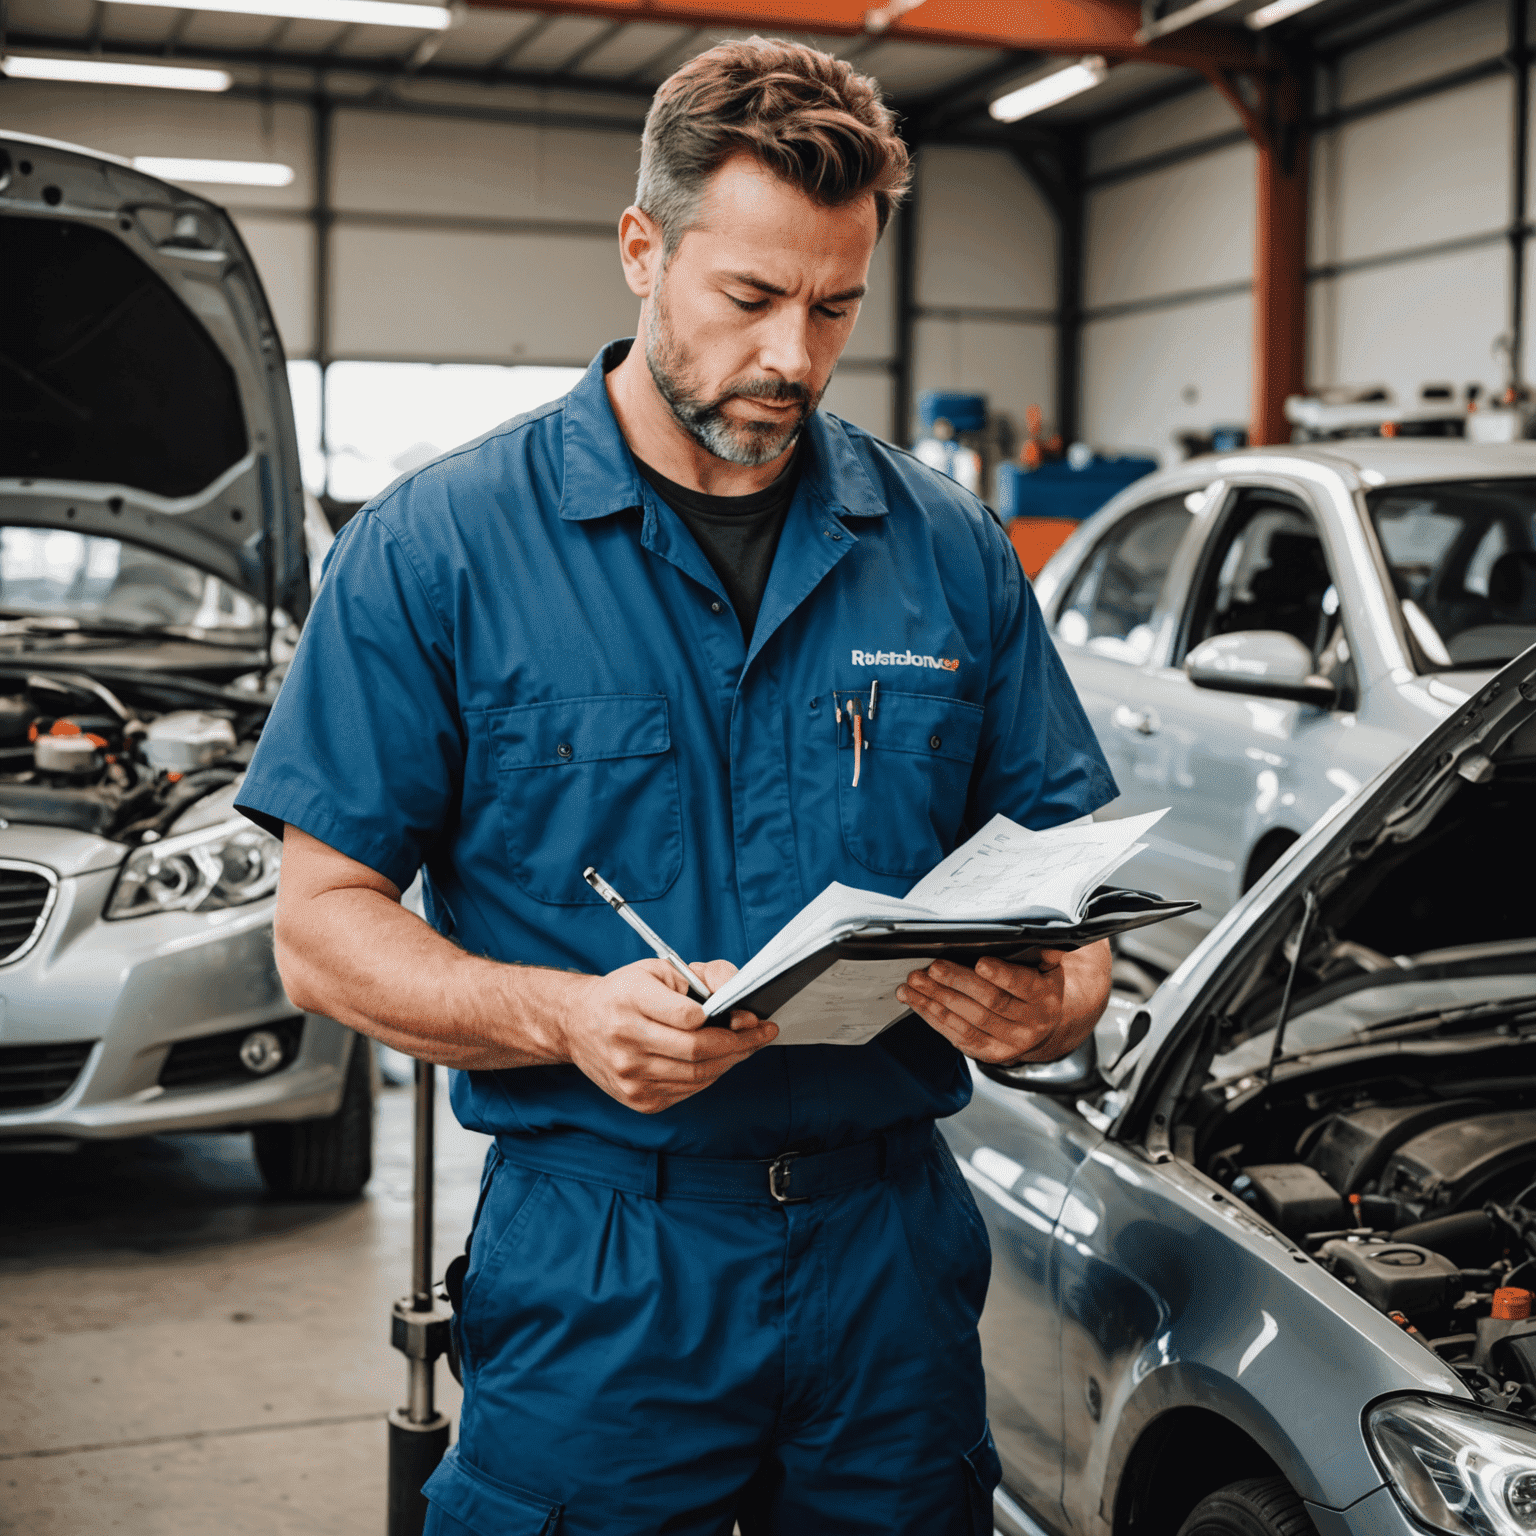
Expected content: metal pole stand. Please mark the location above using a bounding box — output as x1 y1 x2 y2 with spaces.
387 1060 454 1536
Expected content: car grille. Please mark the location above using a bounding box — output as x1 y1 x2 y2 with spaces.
0 1041 94 1110
0 865 54 964
159 1018 305 1091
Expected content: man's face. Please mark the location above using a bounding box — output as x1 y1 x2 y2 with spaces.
642 154 878 467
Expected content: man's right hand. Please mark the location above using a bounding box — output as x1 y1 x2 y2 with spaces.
275 826 776 1098
556 958 777 1115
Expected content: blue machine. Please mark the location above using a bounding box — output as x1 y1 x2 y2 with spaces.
996 454 1158 524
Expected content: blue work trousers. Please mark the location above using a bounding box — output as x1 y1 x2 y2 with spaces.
421 1124 1001 1535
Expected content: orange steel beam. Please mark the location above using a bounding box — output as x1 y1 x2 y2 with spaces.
1204 63 1308 446
463 0 1263 71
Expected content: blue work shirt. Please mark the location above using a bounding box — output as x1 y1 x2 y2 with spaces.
238 340 1115 1158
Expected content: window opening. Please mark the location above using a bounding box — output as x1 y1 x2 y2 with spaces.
1367 479 1536 671
1182 491 1355 706
1054 495 1193 666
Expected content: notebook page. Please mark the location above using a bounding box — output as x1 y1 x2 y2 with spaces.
905 809 1167 921
705 883 918 1017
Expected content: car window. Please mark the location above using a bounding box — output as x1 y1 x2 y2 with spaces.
1054 496 1193 664
1182 489 1356 702
1367 479 1536 670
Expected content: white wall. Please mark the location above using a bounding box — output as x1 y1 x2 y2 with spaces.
911 145 1057 441
1081 0 1521 462
1085 143 1254 310
1080 101 1254 463
1082 294 1252 458
1307 16 1514 410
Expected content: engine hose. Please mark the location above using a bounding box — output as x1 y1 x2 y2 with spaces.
1392 1210 1496 1252
119 770 240 841
1487 1202 1536 1258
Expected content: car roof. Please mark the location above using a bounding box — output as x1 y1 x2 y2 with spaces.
1183 439 1536 490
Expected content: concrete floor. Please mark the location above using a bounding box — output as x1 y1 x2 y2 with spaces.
0 1073 489 1535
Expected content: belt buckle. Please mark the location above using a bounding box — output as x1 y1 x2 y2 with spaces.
767 1151 807 1204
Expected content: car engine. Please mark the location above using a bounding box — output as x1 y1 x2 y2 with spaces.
0 668 265 843
1202 1068 1536 1418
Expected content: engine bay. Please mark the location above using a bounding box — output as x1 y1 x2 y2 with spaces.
0 666 266 842
1170 758 1536 1416
1196 1053 1536 1417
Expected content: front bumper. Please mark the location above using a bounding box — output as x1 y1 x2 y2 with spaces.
1306 1485 1414 1536
0 824 349 1142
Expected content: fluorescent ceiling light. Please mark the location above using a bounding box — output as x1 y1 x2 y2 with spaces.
134 156 295 186
1245 0 1326 27
990 56 1109 123
105 0 451 28
0 55 231 90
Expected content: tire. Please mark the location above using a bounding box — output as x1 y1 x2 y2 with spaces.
1175 1478 1318 1536
253 1031 375 1199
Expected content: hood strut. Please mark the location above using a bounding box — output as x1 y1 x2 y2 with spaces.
1263 887 1319 1085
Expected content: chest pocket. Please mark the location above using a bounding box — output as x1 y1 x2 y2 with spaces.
837 690 984 879
479 694 682 906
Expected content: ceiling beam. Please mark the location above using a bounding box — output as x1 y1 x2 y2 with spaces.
460 0 1263 70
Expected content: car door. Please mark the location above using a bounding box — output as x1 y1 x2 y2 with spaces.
942 1072 1106 1530
1112 482 1378 958
1049 493 1201 812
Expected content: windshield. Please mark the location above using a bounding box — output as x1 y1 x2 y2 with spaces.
0 527 262 637
1368 478 1536 670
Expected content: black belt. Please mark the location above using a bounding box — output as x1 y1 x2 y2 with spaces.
493 1121 936 1205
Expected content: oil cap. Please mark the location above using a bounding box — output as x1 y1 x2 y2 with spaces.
1492 1287 1533 1320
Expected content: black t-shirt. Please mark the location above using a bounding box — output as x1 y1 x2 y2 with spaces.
634 446 802 639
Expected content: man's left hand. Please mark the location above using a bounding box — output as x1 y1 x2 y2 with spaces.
896 939 1112 1067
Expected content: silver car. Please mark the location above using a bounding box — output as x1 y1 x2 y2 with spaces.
1034 441 1536 977
0 131 372 1196
949 641 1536 1536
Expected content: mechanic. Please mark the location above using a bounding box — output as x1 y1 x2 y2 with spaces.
239 37 1117 1536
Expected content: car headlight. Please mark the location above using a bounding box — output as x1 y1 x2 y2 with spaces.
106 818 281 919
1368 1395 1536 1535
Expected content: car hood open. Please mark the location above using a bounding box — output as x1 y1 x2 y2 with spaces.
1 132 309 623
1115 641 1536 1103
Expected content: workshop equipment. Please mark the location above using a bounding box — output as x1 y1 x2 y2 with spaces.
998 451 1157 578
387 1061 453 1536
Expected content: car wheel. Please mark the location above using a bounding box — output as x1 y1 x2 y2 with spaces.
1175 1477 1317 1536
253 1031 374 1200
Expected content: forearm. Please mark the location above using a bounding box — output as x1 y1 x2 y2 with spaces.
275 883 585 1070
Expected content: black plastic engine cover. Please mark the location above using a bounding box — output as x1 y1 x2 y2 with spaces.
0 696 32 744
0 780 117 834
1306 1099 1493 1193
1239 1163 1343 1236
1380 1111 1536 1213
1319 1238 1460 1316
1490 1327 1536 1386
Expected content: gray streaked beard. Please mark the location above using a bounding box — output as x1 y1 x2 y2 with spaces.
644 296 821 467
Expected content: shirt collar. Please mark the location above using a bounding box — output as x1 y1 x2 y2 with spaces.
557 338 889 522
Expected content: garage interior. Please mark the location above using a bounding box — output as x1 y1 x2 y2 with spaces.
4 0 1536 1532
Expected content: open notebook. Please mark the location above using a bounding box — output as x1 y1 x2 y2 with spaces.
705 809 1194 1047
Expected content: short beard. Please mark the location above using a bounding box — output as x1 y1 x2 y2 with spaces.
644 291 821 468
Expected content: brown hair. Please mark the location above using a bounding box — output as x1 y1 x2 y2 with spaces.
636 37 909 252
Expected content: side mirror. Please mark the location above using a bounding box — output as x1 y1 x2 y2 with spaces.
1185 631 1338 708
981 1039 1104 1097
